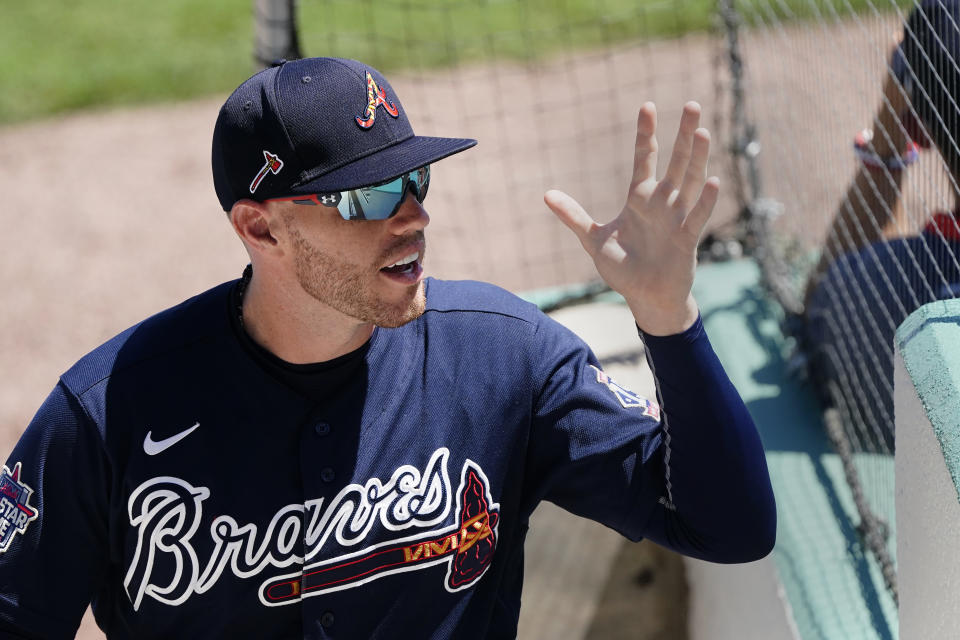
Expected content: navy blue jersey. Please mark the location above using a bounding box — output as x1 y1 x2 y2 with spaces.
805 226 960 448
0 278 774 639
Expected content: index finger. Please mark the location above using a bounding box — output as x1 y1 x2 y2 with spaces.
632 102 658 184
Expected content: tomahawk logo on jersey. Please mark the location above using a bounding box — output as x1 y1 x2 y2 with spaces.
259 455 499 606
123 447 500 610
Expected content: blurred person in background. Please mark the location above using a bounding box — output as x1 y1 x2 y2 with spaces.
804 0 960 448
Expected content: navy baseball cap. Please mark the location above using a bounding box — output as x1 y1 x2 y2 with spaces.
212 57 477 212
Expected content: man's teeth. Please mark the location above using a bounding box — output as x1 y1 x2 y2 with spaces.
387 252 419 268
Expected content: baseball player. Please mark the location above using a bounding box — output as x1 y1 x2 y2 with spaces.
0 57 775 639
804 0 960 443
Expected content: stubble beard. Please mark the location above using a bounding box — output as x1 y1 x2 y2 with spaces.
287 225 426 328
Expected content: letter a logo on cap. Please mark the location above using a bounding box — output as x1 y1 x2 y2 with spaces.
250 150 284 194
355 71 400 129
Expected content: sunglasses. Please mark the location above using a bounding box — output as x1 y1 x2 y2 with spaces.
266 166 430 220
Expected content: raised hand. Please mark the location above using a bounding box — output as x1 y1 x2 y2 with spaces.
545 101 719 336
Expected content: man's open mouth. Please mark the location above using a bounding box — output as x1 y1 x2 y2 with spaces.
380 252 420 274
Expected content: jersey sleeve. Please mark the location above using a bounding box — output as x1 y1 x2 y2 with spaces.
0 382 110 639
637 317 776 563
528 313 775 563
525 313 668 536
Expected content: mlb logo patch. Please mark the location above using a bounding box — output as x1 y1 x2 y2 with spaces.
589 365 660 420
0 462 38 553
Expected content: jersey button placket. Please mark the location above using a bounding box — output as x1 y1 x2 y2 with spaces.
320 611 335 628
300 418 340 637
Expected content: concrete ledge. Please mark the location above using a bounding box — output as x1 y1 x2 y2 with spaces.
693 260 897 640
894 299 960 639
521 261 901 638
895 300 960 496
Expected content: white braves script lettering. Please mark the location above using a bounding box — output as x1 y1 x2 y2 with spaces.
124 448 452 611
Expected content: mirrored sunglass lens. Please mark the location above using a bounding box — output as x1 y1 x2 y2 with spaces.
414 166 430 200
345 187 406 220
372 176 406 196
333 166 431 220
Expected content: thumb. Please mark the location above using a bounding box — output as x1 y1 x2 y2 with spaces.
544 189 598 252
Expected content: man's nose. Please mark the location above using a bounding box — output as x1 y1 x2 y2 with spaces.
388 192 430 233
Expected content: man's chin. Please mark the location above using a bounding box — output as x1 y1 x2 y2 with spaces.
374 284 426 328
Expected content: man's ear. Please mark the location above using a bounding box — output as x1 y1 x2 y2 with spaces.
230 200 283 255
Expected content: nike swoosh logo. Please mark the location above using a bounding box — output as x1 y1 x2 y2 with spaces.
144 422 200 456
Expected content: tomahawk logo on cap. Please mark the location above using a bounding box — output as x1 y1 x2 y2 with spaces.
249 150 284 194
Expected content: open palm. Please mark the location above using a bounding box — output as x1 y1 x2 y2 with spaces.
545 102 719 336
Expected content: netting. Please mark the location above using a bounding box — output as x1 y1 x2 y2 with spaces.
279 0 741 298
724 0 960 607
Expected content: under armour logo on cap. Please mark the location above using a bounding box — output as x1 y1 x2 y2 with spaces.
355 71 400 129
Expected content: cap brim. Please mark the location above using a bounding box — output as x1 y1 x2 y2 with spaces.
291 135 477 193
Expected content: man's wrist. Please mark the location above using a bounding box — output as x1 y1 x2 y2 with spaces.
627 295 700 336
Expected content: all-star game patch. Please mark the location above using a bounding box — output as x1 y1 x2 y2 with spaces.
0 462 38 553
589 365 660 420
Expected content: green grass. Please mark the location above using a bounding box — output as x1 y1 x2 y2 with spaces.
0 0 253 124
0 0 912 125
298 0 717 72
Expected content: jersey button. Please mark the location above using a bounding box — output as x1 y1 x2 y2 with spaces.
314 422 331 436
320 611 335 628
320 467 336 483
